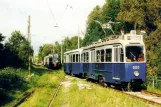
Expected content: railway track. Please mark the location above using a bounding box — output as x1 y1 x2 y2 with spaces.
79 76 161 106
48 75 65 107
12 89 35 107
58 75 161 106
124 90 161 106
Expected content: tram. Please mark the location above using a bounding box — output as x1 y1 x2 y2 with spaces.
64 30 146 90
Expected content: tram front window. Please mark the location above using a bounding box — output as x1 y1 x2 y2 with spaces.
126 46 144 62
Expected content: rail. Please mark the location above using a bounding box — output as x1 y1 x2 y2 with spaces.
124 90 161 106
12 89 35 107
48 75 65 107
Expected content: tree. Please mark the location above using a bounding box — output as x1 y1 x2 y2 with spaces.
3 30 33 68
117 0 161 33
117 0 161 76
82 6 103 46
42 44 53 58
38 46 43 62
38 44 54 62
0 33 5 68
82 0 122 46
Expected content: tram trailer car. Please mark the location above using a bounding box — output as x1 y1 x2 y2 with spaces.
44 54 61 69
64 49 83 76
64 31 146 90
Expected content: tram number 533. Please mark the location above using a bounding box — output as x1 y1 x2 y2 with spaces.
133 66 140 69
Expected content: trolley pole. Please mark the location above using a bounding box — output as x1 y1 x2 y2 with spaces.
28 15 31 77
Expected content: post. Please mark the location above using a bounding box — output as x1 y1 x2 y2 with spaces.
28 15 31 77
152 78 155 89
78 25 80 49
61 39 63 64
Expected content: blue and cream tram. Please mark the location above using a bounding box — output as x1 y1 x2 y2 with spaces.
64 49 83 76
64 31 146 90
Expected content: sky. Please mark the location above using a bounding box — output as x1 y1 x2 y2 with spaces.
0 0 105 55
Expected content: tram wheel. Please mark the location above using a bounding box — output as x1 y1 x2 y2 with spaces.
98 76 107 87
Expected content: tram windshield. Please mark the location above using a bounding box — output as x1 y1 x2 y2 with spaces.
126 46 144 62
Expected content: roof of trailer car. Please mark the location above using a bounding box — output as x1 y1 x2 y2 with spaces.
64 48 83 54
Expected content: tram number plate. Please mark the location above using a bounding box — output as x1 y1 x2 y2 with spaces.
133 66 140 69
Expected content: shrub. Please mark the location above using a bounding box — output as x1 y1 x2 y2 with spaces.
0 67 26 90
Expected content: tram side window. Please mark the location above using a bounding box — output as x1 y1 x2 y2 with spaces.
81 53 84 62
114 48 118 62
106 49 112 62
85 52 89 62
76 54 79 62
91 51 95 62
120 48 124 62
69 55 71 62
78 54 80 62
96 50 101 62
101 50 104 62
73 54 75 62
66 55 69 63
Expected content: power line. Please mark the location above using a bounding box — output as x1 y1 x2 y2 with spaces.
58 5 68 24
45 0 57 24
58 5 73 24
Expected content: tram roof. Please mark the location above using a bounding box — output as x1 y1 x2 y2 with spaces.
64 48 83 54
64 31 145 54
83 33 144 50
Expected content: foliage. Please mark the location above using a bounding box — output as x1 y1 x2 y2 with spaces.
118 0 161 76
38 46 43 62
0 33 5 68
0 67 27 106
82 6 103 46
63 36 82 51
19 70 64 107
53 41 61 61
0 67 26 90
0 33 4 50
82 0 123 46
0 30 33 68
38 44 54 62
38 36 82 63
117 0 161 32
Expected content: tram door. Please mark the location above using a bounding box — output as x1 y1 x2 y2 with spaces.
113 47 120 79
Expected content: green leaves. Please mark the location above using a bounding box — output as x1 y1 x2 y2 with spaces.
1 30 33 68
82 0 122 46
38 44 54 62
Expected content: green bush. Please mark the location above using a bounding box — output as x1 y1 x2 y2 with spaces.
0 67 26 90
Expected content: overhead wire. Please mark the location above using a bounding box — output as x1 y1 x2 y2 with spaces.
58 5 68 25
45 0 57 25
58 5 73 25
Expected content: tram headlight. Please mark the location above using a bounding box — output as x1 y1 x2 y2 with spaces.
134 71 139 77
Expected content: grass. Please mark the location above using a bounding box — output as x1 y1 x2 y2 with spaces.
19 69 64 107
52 76 159 107
2 65 64 107
147 85 161 94
3 66 160 107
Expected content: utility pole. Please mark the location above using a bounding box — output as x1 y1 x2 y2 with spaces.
61 38 63 64
78 25 80 49
28 15 31 77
